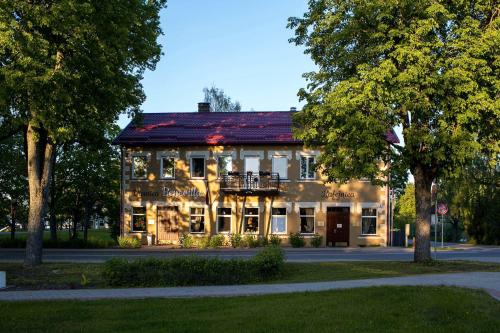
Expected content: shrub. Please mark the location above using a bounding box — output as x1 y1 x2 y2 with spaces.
117 236 142 249
244 234 259 248
289 232 305 248
179 233 193 248
229 233 242 248
268 234 282 246
209 234 224 248
0 237 116 249
252 246 284 279
194 236 210 249
258 235 268 247
311 233 323 248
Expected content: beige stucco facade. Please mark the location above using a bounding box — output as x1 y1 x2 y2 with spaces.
121 144 389 247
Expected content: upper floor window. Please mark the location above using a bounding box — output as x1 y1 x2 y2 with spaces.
160 157 175 179
272 156 288 179
361 208 377 235
300 156 316 179
132 156 148 179
190 157 205 179
217 155 233 177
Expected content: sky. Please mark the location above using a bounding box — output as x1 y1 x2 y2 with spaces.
117 0 314 128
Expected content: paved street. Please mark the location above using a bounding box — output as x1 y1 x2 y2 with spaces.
1 245 500 263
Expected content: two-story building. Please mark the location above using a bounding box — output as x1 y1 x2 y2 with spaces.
113 103 399 247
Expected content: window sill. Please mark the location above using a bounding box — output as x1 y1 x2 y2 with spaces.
159 178 176 181
297 179 319 183
190 232 206 235
130 178 148 181
358 234 381 238
190 178 206 180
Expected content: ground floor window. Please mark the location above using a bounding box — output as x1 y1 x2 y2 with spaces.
131 207 146 232
217 207 231 233
244 207 259 232
271 208 287 234
361 208 377 235
190 207 205 233
299 208 315 234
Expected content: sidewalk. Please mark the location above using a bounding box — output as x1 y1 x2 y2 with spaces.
1 272 499 302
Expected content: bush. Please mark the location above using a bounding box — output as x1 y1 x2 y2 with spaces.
0 237 116 249
179 234 193 248
289 232 305 248
194 236 210 249
258 235 268 247
229 233 242 248
268 234 282 246
243 234 259 248
311 233 323 248
118 236 141 249
209 234 224 248
102 247 285 287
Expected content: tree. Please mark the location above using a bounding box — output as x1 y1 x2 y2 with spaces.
203 85 242 112
394 183 416 229
0 0 167 266
288 1 499 261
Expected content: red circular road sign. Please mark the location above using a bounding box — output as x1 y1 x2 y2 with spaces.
437 203 448 215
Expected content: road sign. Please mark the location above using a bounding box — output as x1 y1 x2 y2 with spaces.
437 203 448 215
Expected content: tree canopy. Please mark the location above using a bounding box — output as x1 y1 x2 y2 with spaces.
203 85 242 112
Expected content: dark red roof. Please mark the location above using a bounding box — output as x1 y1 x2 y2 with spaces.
113 111 399 146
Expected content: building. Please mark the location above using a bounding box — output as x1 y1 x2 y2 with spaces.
113 103 399 247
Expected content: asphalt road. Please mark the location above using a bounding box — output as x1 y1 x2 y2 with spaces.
1 245 500 263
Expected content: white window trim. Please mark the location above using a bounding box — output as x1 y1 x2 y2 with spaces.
298 207 316 235
361 207 378 236
156 150 179 160
188 204 207 234
270 207 287 235
190 156 206 179
267 150 292 160
131 206 147 233
298 154 317 180
271 155 289 180
243 206 260 234
213 150 237 160
131 154 150 180
240 150 264 160
160 156 176 180
243 156 260 174
294 202 321 214
216 207 232 234
186 151 210 160
216 155 233 179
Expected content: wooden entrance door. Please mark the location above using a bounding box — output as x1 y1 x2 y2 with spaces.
326 207 350 247
157 206 180 243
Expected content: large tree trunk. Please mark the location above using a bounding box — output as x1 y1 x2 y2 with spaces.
24 123 55 267
49 150 58 241
413 164 434 262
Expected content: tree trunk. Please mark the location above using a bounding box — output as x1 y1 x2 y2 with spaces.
83 201 92 242
413 164 434 262
49 150 58 241
10 200 17 240
24 123 55 267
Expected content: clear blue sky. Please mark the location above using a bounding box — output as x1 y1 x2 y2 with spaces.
118 0 314 128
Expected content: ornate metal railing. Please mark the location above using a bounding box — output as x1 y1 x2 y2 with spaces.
220 171 280 194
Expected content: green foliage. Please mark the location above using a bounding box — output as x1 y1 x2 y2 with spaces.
102 248 285 287
209 234 225 248
229 233 242 248
243 234 260 248
203 85 241 112
394 183 416 228
0 237 116 249
179 234 194 248
289 232 305 248
268 234 282 246
194 236 211 249
117 236 141 249
311 233 323 248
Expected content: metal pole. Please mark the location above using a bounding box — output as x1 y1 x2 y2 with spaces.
441 213 444 248
434 190 438 259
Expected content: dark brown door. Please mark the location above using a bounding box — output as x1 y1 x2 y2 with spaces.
326 207 350 247
157 206 180 243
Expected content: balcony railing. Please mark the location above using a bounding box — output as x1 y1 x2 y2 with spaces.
220 171 281 194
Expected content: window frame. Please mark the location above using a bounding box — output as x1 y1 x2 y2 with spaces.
190 156 206 179
299 207 315 234
189 206 205 234
160 156 176 179
216 207 232 234
131 155 149 180
361 208 377 235
131 207 147 232
217 155 233 178
299 155 316 180
270 207 287 235
272 156 288 180
243 207 259 233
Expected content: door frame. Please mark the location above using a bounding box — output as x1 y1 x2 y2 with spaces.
326 206 351 247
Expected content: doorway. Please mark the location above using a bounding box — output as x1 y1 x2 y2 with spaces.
326 207 350 247
157 206 180 244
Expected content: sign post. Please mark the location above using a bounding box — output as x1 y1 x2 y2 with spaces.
437 203 448 248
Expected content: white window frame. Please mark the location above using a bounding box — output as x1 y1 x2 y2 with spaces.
243 207 259 233
299 207 315 234
270 207 287 235
272 156 288 180
216 207 232 234
131 155 149 180
160 156 176 179
216 155 233 178
361 208 377 235
190 157 206 179
189 206 205 234
299 155 316 180
131 206 147 232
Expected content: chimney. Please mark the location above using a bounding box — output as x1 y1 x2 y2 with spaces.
290 107 297 112
198 102 211 112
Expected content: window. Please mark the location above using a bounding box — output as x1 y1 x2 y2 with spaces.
300 156 316 179
160 157 175 179
271 208 287 234
244 208 259 233
131 207 146 232
272 157 288 179
299 208 315 233
217 207 231 233
361 208 377 235
190 157 205 178
190 207 205 233
244 156 260 174
217 156 232 177
132 156 148 179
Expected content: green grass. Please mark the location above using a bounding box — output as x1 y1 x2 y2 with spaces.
2 260 499 290
1 287 499 332
0 229 113 242
0 230 116 248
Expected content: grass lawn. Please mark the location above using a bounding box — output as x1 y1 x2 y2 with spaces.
1 286 499 332
0 229 116 248
1 260 499 290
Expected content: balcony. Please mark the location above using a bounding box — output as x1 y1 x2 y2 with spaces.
220 171 281 195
